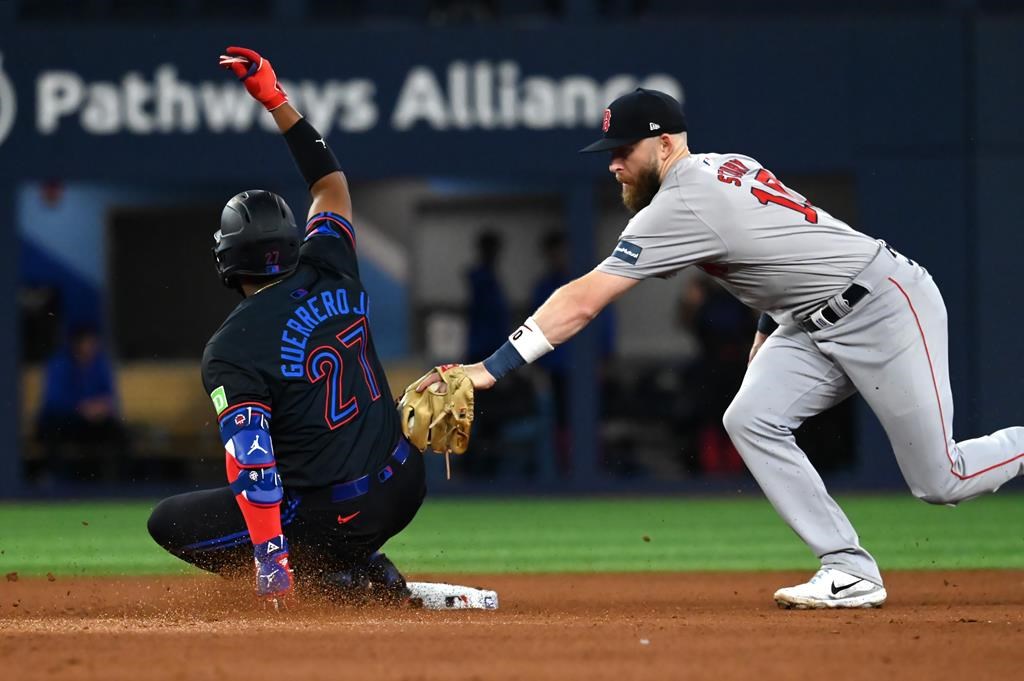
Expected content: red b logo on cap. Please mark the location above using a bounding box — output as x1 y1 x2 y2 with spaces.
601 108 611 133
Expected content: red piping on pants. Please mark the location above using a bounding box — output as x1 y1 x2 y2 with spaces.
887 276 1024 479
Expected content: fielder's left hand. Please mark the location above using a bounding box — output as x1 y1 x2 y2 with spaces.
415 362 496 392
400 365 475 455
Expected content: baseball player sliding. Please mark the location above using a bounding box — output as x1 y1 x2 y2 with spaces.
446 88 1024 609
147 47 427 608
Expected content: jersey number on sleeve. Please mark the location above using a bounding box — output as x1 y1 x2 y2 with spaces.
750 169 819 224
305 317 382 430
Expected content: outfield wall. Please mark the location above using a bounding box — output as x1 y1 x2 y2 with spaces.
1 16 1022 494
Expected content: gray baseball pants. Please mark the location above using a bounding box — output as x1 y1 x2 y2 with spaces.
724 245 1024 585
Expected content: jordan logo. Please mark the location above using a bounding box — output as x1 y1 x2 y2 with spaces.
260 569 279 586
830 579 863 595
315 138 327 148
248 436 269 456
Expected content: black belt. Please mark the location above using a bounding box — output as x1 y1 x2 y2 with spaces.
798 284 869 333
330 438 411 503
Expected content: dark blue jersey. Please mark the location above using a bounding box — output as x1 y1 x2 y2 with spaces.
202 212 399 489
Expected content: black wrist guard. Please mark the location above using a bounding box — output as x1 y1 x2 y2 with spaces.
757 312 779 335
283 118 341 187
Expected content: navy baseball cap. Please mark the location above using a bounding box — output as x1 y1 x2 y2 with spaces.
579 88 687 153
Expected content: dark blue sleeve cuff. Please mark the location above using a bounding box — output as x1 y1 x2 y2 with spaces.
757 313 779 335
482 341 526 381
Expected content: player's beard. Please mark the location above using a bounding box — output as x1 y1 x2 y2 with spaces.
620 161 661 214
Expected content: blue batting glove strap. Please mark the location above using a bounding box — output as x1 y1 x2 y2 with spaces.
254 535 293 597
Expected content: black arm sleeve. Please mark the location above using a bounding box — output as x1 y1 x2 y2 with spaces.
283 118 342 188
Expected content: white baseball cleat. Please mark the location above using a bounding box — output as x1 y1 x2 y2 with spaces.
774 568 887 609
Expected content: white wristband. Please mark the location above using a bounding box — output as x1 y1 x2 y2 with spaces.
508 316 554 363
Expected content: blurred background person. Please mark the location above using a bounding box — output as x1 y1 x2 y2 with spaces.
462 230 510 476
34 324 126 483
531 230 616 477
465 230 509 360
462 228 553 479
677 274 758 476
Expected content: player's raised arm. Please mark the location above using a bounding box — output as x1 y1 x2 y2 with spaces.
402 267 634 463
219 46 352 221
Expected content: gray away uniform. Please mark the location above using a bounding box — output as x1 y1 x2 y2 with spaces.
598 153 1024 585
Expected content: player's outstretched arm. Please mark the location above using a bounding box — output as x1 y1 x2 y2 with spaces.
531 269 637 345
220 46 352 221
410 269 636 439
425 269 638 392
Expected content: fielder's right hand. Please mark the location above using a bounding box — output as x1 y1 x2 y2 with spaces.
219 46 288 111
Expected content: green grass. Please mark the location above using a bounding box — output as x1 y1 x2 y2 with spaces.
0 495 1022 577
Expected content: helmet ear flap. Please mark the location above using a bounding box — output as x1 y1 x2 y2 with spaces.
211 247 243 294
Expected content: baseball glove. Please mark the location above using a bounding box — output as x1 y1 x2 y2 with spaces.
398 364 474 455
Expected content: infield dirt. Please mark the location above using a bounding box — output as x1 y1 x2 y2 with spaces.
1 571 1022 681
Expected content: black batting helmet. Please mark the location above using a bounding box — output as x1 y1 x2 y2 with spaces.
213 190 300 290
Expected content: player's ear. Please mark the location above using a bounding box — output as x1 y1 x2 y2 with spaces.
658 133 674 159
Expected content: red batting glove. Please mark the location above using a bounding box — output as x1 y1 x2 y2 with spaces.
218 46 288 111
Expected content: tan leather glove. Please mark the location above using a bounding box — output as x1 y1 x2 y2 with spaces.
397 364 474 455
